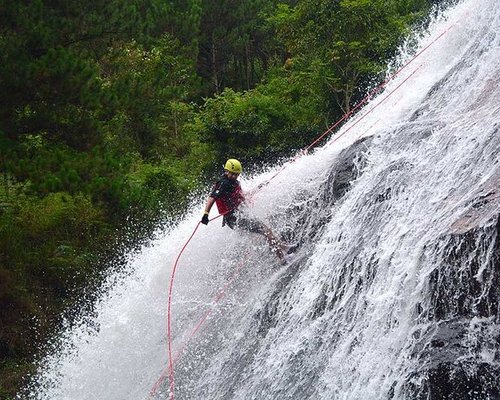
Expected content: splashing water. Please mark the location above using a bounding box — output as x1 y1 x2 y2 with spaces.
22 0 500 399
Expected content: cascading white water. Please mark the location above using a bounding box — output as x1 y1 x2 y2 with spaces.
21 0 500 399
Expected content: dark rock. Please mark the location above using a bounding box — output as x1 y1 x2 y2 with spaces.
405 214 500 399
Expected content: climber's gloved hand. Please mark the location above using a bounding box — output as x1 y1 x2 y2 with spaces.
201 212 209 225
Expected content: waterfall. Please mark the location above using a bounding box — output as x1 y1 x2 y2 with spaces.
21 0 499 399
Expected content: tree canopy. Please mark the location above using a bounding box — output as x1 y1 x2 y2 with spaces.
0 0 433 397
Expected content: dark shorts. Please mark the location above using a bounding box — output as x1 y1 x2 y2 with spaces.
223 212 266 235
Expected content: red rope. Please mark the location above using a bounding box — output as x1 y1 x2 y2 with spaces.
149 213 226 399
252 22 456 192
329 63 424 145
247 63 423 200
149 249 252 398
165 221 201 399
305 22 455 152
151 21 456 399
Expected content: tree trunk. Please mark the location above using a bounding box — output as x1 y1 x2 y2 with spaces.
344 83 352 114
245 42 250 90
211 34 220 94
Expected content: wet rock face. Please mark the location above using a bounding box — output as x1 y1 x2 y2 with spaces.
429 228 500 321
324 136 373 201
408 361 500 400
406 216 500 399
261 137 373 330
280 136 372 247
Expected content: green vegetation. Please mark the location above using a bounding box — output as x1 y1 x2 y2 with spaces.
0 0 432 396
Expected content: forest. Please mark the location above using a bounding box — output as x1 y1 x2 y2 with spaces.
0 0 434 397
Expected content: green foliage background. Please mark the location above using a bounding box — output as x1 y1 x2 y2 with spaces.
0 0 433 396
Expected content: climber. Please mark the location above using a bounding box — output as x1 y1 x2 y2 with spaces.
201 158 288 259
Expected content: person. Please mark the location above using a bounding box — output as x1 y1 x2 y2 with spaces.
201 158 287 259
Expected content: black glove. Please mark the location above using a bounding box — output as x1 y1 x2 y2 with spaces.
201 213 209 225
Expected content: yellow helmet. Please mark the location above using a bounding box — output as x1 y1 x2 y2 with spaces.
224 159 242 174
